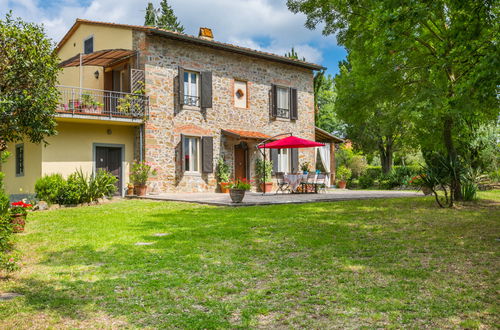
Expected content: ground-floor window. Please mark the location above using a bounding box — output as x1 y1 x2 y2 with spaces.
15 144 24 176
183 136 200 172
277 148 291 173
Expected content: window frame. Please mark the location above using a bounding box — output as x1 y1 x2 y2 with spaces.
183 136 201 174
276 86 290 119
83 35 94 54
277 148 291 173
15 143 24 177
183 70 201 107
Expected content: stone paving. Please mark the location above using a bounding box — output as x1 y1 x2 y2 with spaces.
132 189 423 207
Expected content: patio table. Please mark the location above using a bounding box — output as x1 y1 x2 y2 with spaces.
284 174 318 193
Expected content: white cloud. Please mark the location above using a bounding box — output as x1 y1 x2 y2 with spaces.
1 0 340 66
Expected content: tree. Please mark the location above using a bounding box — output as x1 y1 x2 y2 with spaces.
144 2 157 26
285 47 306 61
156 0 185 33
288 0 499 199
0 13 59 149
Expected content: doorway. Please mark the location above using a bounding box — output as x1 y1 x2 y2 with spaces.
234 144 248 181
94 145 123 195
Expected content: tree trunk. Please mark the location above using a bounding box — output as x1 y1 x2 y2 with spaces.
379 137 393 174
443 116 462 201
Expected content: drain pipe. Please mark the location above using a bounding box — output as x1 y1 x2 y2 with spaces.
139 124 144 162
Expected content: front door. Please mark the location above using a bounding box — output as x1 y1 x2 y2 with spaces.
95 146 122 195
234 146 247 181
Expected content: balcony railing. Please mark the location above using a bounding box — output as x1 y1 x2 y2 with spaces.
56 85 149 120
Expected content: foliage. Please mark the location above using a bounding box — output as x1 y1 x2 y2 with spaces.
130 161 157 186
215 158 231 183
80 94 102 108
460 168 486 201
284 47 306 61
314 72 346 137
255 158 273 183
358 174 374 189
228 178 252 190
35 174 65 204
0 13 60 145
336 165 352 181
300 162 311 172
10 201 32 216
348 155 367 178
156 0 185 32
144 2 156 26
336 145 367 178
288 0 499 199
0 164 14 272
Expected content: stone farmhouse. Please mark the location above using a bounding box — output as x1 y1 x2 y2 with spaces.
3 19 342 198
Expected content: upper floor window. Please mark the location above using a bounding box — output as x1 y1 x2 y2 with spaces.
15 144 24 176
277 148 291 173
276 87 290 118
84 36 94 54
183 136 200 172
234 80 248 108
183 71 200 107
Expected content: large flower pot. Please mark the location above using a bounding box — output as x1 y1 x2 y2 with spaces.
126 187 134 196
229 189 246 203
135 184 148 196
219 182 230 193
338 180 347 189
260 182 273 193
10 214 26 233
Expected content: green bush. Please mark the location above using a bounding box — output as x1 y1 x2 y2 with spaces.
359 175 375 189
0 171 15 271
35 174 65 204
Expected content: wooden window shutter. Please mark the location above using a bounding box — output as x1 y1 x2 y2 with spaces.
271 149 278 174
271 84 278 118
201 71 212 108
291 148 299 172
201 136 214 173
178 66 185 106
290 88 298 120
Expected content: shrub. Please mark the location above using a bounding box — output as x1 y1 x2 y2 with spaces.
337 166 352 181
0 171 15 272
35 174 65 204
61 172 85 205
90 169 117 200
216 158 231 183
365 166 382 180
255 158 273 183
130 161 156 186
359 175 375 189
348 155 368 178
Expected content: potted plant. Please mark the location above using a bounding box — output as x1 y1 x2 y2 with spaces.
301 162 311 174
408 174 432 195
10 201 32 233
228 178 252 203
126 183 135 196
255 158 273 193
130 161 157 196
216 158 231 193
336 166 352 189
80 94 103 113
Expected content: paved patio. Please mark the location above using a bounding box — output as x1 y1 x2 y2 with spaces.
131 189 423 206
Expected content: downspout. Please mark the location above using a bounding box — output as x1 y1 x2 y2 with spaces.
139 124 144 162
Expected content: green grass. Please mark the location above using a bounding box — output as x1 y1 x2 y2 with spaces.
1 192 499 328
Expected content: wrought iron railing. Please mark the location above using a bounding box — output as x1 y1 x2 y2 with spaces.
56 85 149 120
277 107 290 118
183 94 200 107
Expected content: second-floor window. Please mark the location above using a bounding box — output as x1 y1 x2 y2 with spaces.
183 71 200 107
84 36 94 54
276 87 290 118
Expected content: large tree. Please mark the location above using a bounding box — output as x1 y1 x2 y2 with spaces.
144 2 157 27
0 13 59 149
156 0 185 33
288 0 499 198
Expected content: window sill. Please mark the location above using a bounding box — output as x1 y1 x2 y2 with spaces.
184 171 202 177
182 105 201 111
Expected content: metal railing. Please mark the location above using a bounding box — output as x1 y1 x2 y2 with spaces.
56 85 149 120
277 107 290 118
183 95 200 107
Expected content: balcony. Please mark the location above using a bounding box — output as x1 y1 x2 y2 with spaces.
56 85 149 124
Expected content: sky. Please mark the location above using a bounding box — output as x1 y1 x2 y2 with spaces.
0 0 347 76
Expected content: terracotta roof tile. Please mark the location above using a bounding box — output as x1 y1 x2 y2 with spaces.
222 129 271 140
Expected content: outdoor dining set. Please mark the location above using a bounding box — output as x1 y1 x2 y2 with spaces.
275 172 329 194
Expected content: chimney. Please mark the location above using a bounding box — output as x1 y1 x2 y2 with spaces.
199 27 214 41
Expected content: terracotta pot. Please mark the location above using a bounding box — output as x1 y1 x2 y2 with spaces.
260 182 273 193
338 180 347 189
126 187 134 196
10 214 26 233
229 189 246 203
422 186 433 196
135 184 147 196
219 182 230 193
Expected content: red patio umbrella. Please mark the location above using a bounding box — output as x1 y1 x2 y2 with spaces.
258 135 325 149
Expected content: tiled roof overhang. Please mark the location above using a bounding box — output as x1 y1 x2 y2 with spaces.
222 129 272 140
315 127 344 143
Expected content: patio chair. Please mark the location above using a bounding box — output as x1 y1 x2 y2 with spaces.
275 172 291 194
314 173 327 193
301 172 317 193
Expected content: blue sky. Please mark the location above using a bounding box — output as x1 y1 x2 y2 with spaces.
1 0 346 76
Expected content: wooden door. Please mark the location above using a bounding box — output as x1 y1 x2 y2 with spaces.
96 146 122 194
234 147 247 180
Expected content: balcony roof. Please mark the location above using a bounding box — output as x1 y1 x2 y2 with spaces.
59 49 136 68
315 127 344 143
57 19 325 71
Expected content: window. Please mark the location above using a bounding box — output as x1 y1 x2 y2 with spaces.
183 136 200 172
183 71 200 106
234 80 248 108
83 36 94 54
277 149 291 173
276 87 290 118
15 144 24 176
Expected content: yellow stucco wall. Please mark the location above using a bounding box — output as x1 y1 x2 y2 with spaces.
3 142 42 196
3 121 136 196
57 23 133 91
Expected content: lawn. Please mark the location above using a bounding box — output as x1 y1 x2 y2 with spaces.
0 192 499 328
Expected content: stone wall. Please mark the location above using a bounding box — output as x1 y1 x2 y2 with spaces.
136 32 316 192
